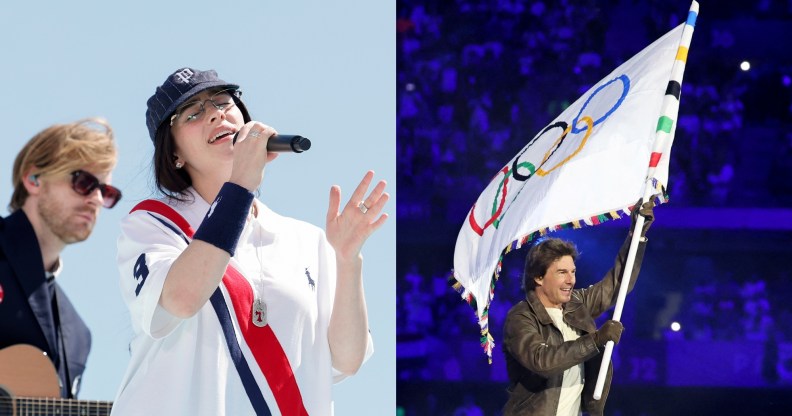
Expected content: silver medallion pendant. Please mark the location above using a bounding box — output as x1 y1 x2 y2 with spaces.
252 298 267 327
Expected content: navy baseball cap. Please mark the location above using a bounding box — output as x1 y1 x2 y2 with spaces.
145 67 251 142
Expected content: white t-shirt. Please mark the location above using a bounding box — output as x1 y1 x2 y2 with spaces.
112 188 372 416
546 307 584 416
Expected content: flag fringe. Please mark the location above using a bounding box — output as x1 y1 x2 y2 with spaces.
449 180 668 362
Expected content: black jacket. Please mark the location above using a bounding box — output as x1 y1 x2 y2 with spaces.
0 210 91 398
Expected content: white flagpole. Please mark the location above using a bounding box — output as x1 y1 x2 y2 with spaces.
593 0 699 400
591 178 653 400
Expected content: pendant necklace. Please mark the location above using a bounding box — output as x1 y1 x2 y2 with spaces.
250 203 268 327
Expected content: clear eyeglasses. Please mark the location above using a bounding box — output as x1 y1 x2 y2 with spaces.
169 88 241 126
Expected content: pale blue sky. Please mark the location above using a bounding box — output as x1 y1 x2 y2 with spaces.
0 1 395 413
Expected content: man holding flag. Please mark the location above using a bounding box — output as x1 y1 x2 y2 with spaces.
502 199 654 416
450 2 698 408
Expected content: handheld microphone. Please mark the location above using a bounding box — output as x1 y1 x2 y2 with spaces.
232 132 311 153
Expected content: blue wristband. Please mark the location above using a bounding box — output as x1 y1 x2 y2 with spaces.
193 182 254 256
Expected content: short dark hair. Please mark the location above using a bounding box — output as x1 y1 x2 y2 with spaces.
522 237 579 293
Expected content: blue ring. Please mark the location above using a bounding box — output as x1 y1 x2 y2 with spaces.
571 74 630 134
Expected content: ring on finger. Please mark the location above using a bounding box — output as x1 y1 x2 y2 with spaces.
358 201 369 214
249 130 262 138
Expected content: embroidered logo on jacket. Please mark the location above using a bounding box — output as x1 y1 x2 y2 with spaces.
305 268 315 291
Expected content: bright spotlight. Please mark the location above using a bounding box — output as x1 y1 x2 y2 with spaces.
670 322 681 332
740 61 751 71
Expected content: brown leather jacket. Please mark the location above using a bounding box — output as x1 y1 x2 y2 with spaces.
502 235 648 416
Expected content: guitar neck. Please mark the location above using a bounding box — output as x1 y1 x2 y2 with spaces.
10 396 113 416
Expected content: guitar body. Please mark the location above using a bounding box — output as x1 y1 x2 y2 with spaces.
0 344 112 416
0 344 61 398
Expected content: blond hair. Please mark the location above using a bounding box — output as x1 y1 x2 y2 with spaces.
10 118 118 211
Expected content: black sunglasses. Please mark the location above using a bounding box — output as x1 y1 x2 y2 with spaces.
71 170 122 209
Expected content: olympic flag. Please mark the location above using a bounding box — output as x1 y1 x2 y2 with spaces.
452 2 698 362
